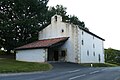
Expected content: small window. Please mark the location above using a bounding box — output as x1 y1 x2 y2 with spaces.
93 36 94 39
87 50 89 56
55 16 57 21
82 40 84 45
93 44 95 48
93 52 95 56
82 31 84 35
61 29 64 33
61 50 66 57
98 54 101 62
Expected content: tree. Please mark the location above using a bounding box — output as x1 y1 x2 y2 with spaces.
105 48 120 63
0 2 88 54
0 0 49 53
47 5 86 28
46 5 68 25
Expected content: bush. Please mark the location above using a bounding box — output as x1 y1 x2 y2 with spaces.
0 50 6 55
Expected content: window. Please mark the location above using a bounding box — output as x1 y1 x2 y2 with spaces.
87 50 89 56
93 36 94 39
93 52 95 56
98 54 101 62
61 29 64 33
61 50 66 57
82 31 84 35
93 44 95 48
82 40 84 45
55 16 57 21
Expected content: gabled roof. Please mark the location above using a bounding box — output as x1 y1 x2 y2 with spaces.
15 37 69 50
50 15 105 41
78 26 105 41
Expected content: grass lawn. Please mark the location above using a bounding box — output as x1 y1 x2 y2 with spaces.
79 63 119 67
0 59 52 73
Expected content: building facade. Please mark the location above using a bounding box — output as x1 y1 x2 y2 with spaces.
16 15 105 63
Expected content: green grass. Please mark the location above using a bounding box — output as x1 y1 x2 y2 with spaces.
113 63 120 66
0 59 52 73
79 63 119 67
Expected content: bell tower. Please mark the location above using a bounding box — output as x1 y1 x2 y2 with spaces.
51 15 62 23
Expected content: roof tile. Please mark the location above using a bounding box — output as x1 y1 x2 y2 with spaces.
15 37 69 50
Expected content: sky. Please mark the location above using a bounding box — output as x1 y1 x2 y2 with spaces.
48 0 120 50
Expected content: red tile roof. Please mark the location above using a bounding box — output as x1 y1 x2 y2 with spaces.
15 37 69 50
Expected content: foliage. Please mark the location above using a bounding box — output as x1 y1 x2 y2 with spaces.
0 1 88 53
105 48 120 63
0 59 52 73
47 5 86 28
0 0 49 52
0 50 6 54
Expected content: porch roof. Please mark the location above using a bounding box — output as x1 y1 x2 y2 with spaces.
15 37 69 50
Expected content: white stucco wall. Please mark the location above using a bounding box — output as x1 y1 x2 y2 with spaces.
39 16 68 40
16 49 47 62
39 15 80 63
59 24 80 63
38 15 104 63
80 30 104 63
